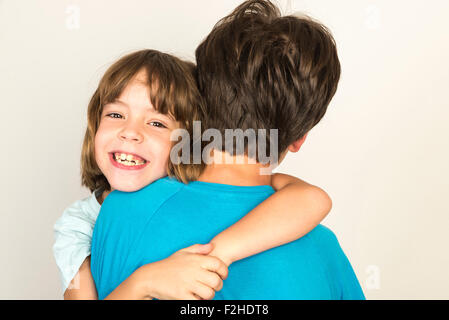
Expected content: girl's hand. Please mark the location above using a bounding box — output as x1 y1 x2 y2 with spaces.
136 243 228 300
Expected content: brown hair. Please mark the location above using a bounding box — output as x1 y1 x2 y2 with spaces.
195 0 341 157
80 49 206 193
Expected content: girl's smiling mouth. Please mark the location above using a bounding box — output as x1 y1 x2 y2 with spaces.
109 152 149 171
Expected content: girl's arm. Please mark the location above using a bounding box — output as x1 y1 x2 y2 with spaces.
58 193 227 300
64 256 153 300
64 256 148 300
64 244 228 300
208 173 332 266
63 257 98 299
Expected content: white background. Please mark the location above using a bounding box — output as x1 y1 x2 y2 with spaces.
0 0 448 299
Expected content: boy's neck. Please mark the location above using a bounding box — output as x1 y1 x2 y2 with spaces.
197 150 273 186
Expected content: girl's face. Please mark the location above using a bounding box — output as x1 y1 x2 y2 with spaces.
94 70 178 192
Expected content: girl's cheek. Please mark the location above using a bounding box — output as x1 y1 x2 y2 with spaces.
158 138 172 164
155 131 173 151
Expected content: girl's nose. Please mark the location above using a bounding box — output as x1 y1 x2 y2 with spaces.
118 127 144 143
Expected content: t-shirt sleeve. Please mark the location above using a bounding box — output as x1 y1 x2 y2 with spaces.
333 246 366 300
52 194 100 295
313 225 366 300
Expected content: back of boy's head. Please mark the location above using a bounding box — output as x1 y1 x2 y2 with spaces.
195 0 341 158
81 49 206 192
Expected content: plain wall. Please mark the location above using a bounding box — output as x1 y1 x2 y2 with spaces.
0 0 448 299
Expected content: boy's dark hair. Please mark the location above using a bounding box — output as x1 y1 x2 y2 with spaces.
195 0 341 157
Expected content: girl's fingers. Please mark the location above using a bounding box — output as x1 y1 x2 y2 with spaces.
201 256 229 280
191 281 216 300
192 293 203 300
186 292 202 300
199 270 223 291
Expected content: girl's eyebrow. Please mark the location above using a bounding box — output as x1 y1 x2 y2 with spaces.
102 100 127 110
111 99 128 107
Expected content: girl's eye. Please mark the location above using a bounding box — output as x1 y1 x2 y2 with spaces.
104 113 166 128
106 113 123 119
148 121 167 128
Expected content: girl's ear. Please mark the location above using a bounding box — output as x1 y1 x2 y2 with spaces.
288 133 308 153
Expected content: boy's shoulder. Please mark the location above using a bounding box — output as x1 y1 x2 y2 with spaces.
307 225 365 299
305 224 355 273
310 224 338 243
102 177 185 216
300 224 346 263
307 224 342 252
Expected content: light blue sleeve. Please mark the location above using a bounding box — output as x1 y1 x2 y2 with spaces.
52 190 101 294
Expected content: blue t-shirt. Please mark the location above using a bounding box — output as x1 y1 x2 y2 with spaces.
91 177 365 300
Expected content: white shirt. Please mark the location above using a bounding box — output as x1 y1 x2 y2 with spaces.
53 189 102 294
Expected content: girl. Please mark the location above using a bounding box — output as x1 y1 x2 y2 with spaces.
53 49 332 299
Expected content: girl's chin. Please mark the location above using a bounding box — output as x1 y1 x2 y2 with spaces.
106 173 167 193
109 181 148 193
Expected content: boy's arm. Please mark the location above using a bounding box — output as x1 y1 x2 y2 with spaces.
208 173 332 266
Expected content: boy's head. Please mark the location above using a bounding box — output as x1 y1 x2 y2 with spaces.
195 0 340 163
81 49 205 193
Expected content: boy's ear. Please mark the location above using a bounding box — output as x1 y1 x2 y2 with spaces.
288 134 308 153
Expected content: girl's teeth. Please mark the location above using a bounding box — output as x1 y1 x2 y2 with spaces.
113 153 146 166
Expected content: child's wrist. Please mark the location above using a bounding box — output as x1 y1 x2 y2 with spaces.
134 264 158 299
208 245 234 267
